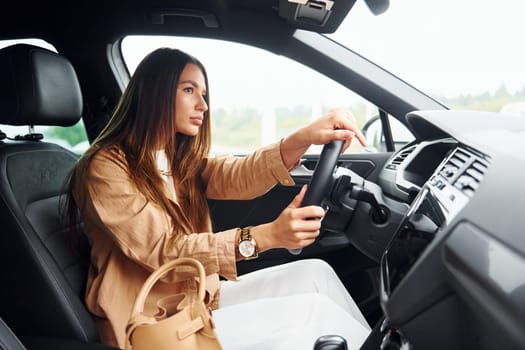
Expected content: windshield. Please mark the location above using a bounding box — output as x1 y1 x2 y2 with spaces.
329 0 525 113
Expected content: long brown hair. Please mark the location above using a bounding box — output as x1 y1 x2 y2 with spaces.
67 48 212 238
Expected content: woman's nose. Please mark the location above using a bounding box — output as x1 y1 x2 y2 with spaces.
197 95 208 111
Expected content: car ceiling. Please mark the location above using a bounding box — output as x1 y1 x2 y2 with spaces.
0 0 359 45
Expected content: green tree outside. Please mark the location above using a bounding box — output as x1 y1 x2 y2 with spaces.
43 120 88 147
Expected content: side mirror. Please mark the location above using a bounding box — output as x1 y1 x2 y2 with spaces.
362 115 415 152
362 115 382 152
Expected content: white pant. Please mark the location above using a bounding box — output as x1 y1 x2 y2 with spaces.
212 259 371 350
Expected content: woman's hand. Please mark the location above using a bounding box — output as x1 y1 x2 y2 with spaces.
280 108 367 169
251 185 325 251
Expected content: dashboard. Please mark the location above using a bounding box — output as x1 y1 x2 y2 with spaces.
372 110 525 350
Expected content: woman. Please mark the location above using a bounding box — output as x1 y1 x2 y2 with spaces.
68 48 371 350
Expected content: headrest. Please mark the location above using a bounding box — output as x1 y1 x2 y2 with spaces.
0 44 82 126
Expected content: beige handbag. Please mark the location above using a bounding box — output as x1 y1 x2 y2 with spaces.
125 257 222 350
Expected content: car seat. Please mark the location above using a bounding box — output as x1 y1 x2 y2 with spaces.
0 316 118 350
0 44 99 343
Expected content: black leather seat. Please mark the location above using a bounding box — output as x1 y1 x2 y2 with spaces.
0 316 117 350
0 44 99 344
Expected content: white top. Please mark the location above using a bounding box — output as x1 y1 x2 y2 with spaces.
155 150 176 199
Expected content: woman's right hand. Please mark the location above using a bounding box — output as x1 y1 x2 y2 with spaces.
251 185 325 252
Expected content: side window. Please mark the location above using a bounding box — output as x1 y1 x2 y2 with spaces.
121 36 412 155
0 39 89 155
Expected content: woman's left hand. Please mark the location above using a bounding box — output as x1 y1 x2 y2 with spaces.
280 108 367 169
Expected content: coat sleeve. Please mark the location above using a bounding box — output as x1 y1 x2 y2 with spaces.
203 141 296 200
80 148 238 281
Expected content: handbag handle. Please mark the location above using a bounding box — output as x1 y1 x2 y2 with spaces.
130 257 207 317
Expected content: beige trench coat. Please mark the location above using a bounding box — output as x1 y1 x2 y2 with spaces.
72 141 295 348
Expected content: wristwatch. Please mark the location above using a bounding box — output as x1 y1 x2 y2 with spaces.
238 227 258 260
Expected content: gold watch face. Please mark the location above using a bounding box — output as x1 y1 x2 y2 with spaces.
239 239 256 258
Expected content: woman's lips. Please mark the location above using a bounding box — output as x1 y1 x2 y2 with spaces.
190 116 203 125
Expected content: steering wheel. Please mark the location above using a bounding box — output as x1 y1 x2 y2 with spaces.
302 140 345 207
289 140 344 255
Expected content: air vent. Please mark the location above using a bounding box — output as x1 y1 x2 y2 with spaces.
439 148 489 197
454 159 488 197
439 148 469 182
386 146 416 170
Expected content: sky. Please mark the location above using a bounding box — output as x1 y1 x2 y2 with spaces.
122 35 363 110
331 0 525 98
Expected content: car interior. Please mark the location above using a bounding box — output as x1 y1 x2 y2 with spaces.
0 0 524 350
